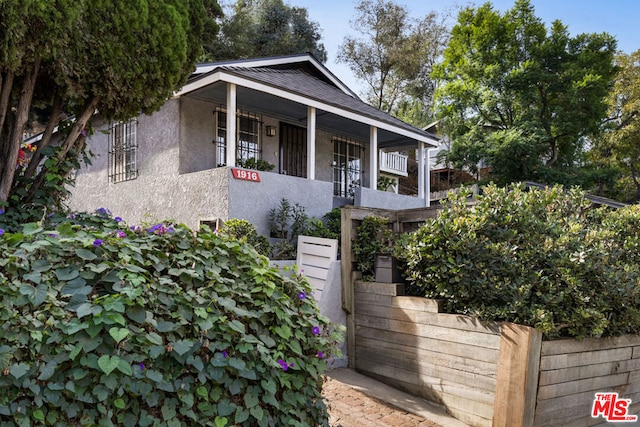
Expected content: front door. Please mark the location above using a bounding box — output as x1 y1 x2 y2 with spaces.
280 123 307 178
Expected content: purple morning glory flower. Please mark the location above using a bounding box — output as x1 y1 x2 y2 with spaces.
116 230 126 238
114 216 122 223
149 224 163 233
47 233 58 238
222 350 228 358
312 326 320 335
93 239 103 247
0 229 4 236
95 207 111 217
81 129 87 137
298 292 306 300
138 363 145 370
317 351 324 358
277 359 289 371
0 208 4 215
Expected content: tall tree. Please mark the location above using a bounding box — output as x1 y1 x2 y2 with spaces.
203 0 327 62
337 0 448 118
433 0 617 186
591 50 640 201
0 0 219 208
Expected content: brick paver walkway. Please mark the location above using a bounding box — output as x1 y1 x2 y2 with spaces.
322 376 443 427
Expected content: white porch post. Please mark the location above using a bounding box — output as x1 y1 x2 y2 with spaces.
307 106 316 180
425 147 431 207
369 126 378 189
226 83 237 167
417 142 430 207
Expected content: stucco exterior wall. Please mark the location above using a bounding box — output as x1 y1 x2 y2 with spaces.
228 170 334 236
354 186 427 210
179 97 216 173
68 99 231 228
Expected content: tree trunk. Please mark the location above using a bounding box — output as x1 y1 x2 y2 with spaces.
0 61 39 204
24 96 99 204
0 71 15 146
23 94 63 179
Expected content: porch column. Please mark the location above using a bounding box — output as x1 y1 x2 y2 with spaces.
418 142 429 205
369 126 378 189
226 83 237 167
425 147 431 207
307 106 316 180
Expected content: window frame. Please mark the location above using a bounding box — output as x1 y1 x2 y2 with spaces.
214 108 263 167
333 136 364 198
108 118 138 183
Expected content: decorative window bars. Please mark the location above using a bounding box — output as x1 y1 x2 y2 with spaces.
333 137 364 198
108 119 138 183
214 108 262 166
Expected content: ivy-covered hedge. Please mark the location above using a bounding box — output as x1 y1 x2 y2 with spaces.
396 183 640 339
0 211 341 426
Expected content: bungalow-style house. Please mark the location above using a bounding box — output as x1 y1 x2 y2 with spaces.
68 53 439 234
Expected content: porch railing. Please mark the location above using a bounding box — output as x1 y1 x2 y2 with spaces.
379 151 408 176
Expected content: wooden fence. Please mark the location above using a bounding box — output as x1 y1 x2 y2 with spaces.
340 205 640 427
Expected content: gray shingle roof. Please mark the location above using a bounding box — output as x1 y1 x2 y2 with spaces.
218 65 433 139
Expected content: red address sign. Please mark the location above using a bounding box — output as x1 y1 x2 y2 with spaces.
231 168 261 182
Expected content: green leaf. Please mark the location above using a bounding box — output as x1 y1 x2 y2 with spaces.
76 303 94 318
114 398 126 409
55 267 79 281
37 360 58 381
171 340 194 356
31 259 51 272
109 327 130 343
196 386 208 399
273 325 291 339
228 320 245 334
75 248 97 260
9 363 30 379
97 355 121 375
243 391 259 408
156 320 177 332
217 401 235 417
228 357 246 371
235 408 250 424
214 416 228 427
69 344 83 360
23 223 43 235
126 306 147 323
33 409 45 421
19 283 48 306
117 359 132 376
145 332 163 346
61 277 91 296
249 405 264 420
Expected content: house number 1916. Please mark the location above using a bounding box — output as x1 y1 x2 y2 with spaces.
231 168 261 182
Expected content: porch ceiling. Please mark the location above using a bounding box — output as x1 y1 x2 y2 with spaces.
183 82 423 151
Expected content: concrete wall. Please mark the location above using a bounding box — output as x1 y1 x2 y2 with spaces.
355 186 427 211
68 99 187 224
179 97 216 174
228 170 334 236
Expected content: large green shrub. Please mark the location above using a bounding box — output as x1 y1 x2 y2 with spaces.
396 183 640 339
0 210 342 426
216 218 271 257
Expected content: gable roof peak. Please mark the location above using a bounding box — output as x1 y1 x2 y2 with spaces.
193 53 358 99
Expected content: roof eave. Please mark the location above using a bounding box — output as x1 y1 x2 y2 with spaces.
176 70 437 147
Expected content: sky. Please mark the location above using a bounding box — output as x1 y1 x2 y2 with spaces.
291 0 640 96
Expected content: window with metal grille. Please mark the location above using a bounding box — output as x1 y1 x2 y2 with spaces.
214 108 262 166
108 119 138 183
333 137 363 198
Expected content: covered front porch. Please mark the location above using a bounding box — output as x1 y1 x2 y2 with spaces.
176 57 438 209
